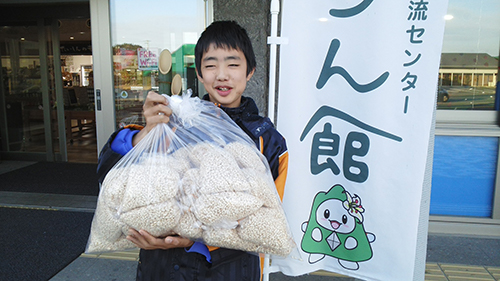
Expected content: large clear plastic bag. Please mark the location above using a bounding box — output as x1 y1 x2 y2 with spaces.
85 93 295 257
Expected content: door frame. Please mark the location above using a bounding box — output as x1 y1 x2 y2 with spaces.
90 0 116 153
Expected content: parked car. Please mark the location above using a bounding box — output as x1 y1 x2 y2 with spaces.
437 86 449 102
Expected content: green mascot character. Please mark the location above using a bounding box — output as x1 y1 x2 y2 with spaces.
301 184 375 270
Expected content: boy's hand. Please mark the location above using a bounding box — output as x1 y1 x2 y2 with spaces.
132 91 173 146
127 229 194 250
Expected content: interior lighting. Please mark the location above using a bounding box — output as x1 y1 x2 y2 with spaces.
70 36 75 40
444 14 453 20
319 18 328 22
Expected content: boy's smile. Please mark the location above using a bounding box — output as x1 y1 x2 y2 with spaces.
197 44 255 108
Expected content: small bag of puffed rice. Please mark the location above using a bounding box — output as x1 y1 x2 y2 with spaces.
85 91 296 257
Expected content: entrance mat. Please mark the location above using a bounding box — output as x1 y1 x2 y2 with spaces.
0 207 93 281
0 162 99 196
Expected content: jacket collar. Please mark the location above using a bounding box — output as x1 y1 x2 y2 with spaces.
202 94 259 122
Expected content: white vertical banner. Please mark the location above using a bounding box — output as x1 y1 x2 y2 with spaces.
272 1 448 280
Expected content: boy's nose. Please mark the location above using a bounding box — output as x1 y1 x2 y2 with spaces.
216 67 229 80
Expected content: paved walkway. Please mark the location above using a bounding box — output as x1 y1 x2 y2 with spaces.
1 190 498 281
1 161 499 280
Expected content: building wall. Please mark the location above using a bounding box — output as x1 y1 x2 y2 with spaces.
214 0 272 116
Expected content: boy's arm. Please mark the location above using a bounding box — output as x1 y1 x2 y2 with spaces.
96 89 169 183
96 125 142 184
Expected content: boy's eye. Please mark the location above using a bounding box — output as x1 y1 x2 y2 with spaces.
204 65 215 69
229 64 239 67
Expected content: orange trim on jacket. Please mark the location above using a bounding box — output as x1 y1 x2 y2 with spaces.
124 124 144 130
274 151 289 201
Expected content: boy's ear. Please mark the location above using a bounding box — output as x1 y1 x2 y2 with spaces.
196 69 204 83
246 68 256 81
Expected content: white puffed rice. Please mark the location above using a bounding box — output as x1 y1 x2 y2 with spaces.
173 211 203 240
170 146 193 174
180 168 200 198
119 164 180 213
225 142 267 172
198 146 250 193
243 168 281 209
86 196 130 253
119 165 154 211
119 199 181 237
89 198 124 242
188 142 216 166
150 165 181 199
169 157 191 175
177 168 200 212
87 136 295 256
101 167 128 209
193 191 263 226
171 145 191 160
238 207 294 256
203 227 260 253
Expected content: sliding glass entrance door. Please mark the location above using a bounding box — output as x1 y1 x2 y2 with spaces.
0 2 96 163
0 20 62 161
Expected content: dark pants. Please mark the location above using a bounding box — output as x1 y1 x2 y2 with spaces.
136 247 261 281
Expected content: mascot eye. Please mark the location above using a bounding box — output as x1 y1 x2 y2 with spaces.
342 215 348 224
324 209 330 219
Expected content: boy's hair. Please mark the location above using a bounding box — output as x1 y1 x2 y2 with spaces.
195 21 256 78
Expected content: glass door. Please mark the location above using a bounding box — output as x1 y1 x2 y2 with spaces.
109 0 211 128
0 20 59 161
0 2 96 163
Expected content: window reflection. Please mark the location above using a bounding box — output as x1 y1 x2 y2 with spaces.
110 0 207 127
438 0 499 110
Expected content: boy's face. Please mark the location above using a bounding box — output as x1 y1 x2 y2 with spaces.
197 44 255 108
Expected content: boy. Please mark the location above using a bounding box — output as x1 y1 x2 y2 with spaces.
96 20 288 280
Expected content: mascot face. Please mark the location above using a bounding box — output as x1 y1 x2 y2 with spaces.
301 185 375 268
316 198 356 234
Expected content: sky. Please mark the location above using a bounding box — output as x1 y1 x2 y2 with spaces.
110 0 206 52
109 0 500 57
441 0 500 56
